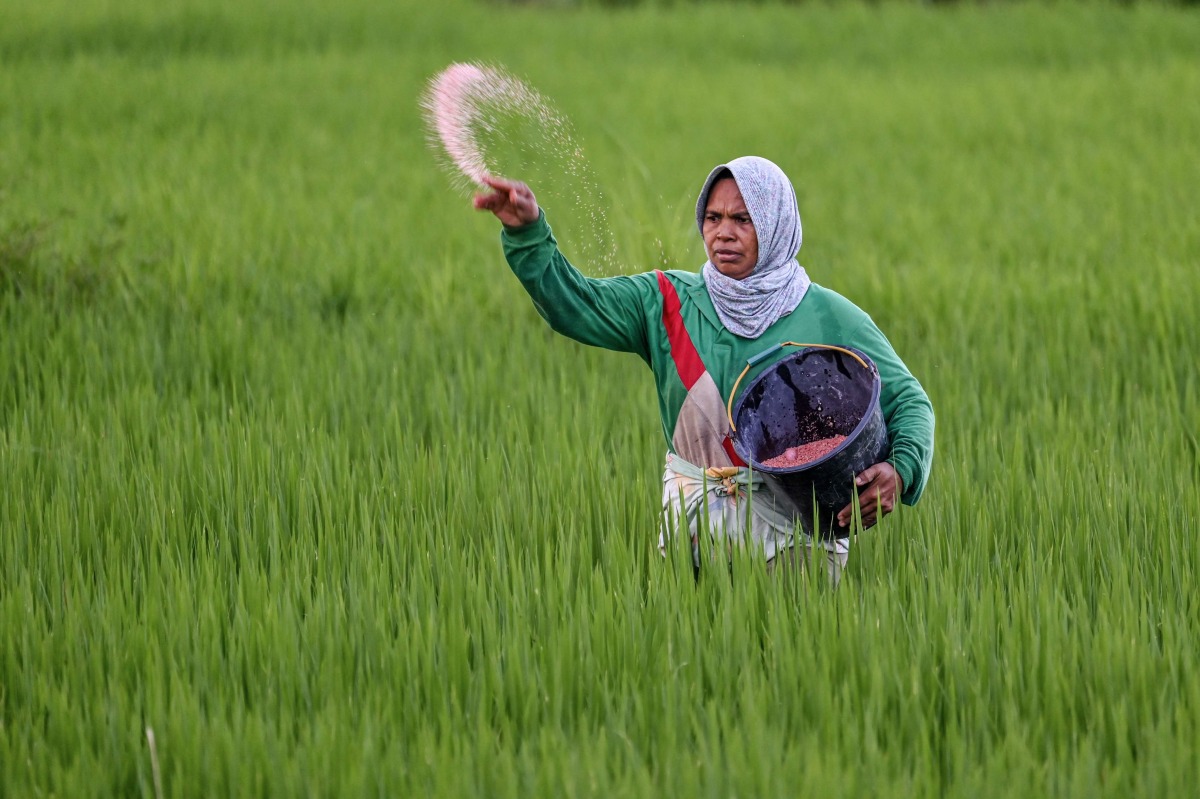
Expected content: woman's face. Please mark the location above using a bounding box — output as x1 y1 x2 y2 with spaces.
702 177 759 280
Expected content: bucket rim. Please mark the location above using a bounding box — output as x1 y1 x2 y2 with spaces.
730 346 881 474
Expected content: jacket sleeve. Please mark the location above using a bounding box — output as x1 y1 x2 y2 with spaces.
848 317 936 506
501 211 655 363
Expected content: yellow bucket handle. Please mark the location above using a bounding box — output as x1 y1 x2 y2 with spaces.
726 343 870 433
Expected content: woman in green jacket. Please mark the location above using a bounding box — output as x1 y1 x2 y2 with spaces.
474 156 934 584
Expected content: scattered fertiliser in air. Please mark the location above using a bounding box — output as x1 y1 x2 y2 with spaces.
420 62 619 275
421 63 548 190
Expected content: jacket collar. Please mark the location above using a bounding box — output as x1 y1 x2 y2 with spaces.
685 280 724 331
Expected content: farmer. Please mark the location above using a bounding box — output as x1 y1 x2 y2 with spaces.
474 156 934 584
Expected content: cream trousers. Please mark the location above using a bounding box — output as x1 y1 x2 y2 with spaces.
658 453 850 585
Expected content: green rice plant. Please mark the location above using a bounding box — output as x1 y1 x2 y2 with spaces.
1 0 1198 796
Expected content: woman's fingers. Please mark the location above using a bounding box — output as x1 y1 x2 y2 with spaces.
481 175 529 199
475 177 514 208
482 176 536 204
473 176 538 226
837 462 900 529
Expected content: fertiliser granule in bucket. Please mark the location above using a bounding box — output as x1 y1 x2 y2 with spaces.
760 434 847 469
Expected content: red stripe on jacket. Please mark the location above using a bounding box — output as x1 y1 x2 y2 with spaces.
722 436 746 468
655 271 706 390
655 271 746 468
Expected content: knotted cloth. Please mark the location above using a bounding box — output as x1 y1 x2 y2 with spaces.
697 156 810 339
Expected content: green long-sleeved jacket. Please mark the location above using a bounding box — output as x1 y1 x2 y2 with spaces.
502 212 935 505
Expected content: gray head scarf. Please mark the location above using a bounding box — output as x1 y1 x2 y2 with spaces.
697 156 810 339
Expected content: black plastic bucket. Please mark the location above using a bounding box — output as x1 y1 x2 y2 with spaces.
729 345 889 540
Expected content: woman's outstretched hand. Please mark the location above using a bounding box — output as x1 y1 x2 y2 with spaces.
473 176 540 228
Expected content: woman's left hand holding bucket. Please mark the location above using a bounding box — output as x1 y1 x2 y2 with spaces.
838 462 903 530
